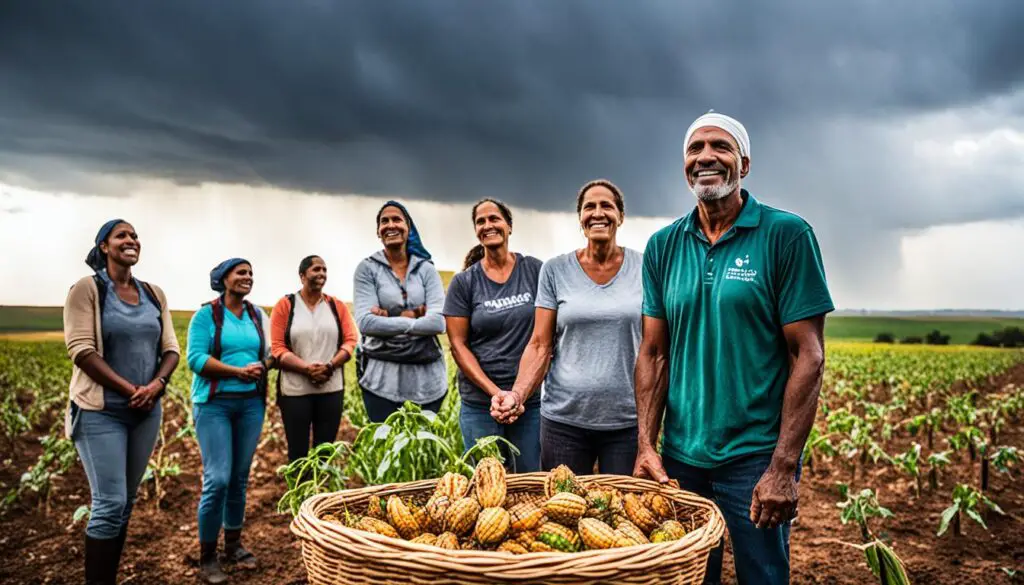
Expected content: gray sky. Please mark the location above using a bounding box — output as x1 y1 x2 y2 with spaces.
1 1 1023 309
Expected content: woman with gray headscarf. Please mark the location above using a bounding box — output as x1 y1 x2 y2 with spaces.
186 257 272 584
63 219 180 585
353 200 448 423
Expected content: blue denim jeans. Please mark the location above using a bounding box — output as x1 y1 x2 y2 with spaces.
459 400 541 473
73 402 162 539
663 452 802 585
193 396 265 543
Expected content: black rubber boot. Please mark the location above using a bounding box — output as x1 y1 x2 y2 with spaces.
112 526 128 579
198 541 228 584
222 528 257 570
84 535 119 585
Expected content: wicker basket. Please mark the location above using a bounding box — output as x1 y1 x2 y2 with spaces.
291 472 726 585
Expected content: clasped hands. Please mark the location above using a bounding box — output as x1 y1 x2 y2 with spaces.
490 390 525 425
303 361 334 386
128 379 165 410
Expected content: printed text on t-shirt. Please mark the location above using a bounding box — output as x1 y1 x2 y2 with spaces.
483 293 533 312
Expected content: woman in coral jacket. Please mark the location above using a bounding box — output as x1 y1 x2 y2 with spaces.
270 255 358 462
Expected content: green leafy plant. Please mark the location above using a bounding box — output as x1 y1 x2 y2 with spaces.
905 407 943 450
67 504 90 530
892 443 922 497
276 441 351 516
991 446 1019 478
836 483 894 542
3 432 78 514
345 402 519 486
802 426 835 473
835 484 910 585
937 484 1005 537
927 450 951 491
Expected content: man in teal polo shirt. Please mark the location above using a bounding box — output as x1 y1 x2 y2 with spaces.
633 111 834 585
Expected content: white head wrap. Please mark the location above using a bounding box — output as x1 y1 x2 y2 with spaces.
684 111 750 159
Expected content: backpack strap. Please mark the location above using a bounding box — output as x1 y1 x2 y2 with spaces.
139 281 162 312
325 295 345 352
138 280 165 358
284 293 296 350
92 274 108 317
243 300 268 400
208 297 226 399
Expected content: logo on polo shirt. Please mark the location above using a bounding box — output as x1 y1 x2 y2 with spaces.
725 255 757 283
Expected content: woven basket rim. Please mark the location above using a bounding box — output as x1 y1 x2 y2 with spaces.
290 472 726 577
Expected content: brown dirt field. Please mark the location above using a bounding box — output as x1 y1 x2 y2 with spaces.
1 369 1023 585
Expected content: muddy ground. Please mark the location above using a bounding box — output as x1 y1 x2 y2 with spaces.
2 369 1023 585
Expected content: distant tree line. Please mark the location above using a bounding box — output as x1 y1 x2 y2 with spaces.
970 326 1024 348
874 330 950 345
873 326 1024 347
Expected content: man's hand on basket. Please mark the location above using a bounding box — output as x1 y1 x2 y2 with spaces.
749 462 799 530
633 445 670 483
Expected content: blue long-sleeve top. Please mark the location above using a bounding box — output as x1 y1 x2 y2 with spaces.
186 301 272 403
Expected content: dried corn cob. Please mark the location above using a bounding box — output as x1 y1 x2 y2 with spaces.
544 492 587 526
435 532 460 550
497 540 530 554
650 519 687 543
506 491 546 508
642 492 674 520
412 505 432 535
612 529 640 548
423 494 451 533
386 495 422 540
508 502 546 533
514 530 536 548
578 518 618 550
530 540 556 553
544 464 586 498
445 496 481 536
474 507 511 545
354 516 400 539
537 521 581 550
434 472 470 500
473 457 507 508
366 494 387 520
613 519 650 544
623 493 659 534
536 531 580 552
410 533 438 546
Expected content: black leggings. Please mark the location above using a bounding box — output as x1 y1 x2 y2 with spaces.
278 391 344 462
539 416 638 476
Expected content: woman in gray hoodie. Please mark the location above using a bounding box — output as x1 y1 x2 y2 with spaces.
353 200 448 422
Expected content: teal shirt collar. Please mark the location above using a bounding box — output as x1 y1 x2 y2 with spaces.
683 188 762 235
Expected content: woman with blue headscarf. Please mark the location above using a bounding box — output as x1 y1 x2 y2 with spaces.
185 257 272 584
63 219 180 585
352 201 448 423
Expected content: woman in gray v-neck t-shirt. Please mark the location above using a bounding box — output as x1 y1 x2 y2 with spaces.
502 180 643 477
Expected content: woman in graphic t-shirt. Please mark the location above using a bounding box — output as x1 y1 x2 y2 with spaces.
497 180 643 476
443 199 544 472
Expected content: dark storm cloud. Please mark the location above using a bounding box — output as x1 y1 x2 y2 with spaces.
2 0 1024 310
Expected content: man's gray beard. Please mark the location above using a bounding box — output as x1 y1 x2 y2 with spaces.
689 178 738 202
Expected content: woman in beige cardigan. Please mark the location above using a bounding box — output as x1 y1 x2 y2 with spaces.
63 218 180 585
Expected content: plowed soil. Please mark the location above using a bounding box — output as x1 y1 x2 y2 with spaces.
2 368 1023 585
